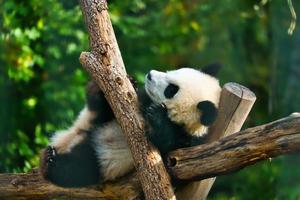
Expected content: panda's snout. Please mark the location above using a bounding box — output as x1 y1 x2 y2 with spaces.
147 70 164 81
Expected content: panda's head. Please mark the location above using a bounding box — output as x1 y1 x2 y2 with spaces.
145 67 221 136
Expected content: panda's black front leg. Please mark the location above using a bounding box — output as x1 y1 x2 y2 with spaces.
143 104 178 156
86 81 115 125
40 135 102 187
86 75 137 125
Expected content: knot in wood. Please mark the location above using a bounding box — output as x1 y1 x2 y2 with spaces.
93 42 109 55
168 157 177 167
127 92 133 101
93 0 108 12
11 178 21 188
116 77 123 86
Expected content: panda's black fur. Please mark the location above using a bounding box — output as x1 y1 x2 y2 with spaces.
40 66 221 190
42 135 100 187
138 87 206 156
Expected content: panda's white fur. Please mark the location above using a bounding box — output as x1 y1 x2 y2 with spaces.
41 67 222 196
49 107 97 153
93 120 134 180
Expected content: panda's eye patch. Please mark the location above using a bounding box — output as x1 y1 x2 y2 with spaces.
164 83 179 99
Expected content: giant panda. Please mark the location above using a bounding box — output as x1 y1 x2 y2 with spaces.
40 66 221 194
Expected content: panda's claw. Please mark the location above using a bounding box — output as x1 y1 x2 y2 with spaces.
46 146 57 163
40 146 57 177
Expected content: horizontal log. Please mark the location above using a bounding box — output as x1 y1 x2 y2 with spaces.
0 169 141 200
168 113 300 181
0 113 299 199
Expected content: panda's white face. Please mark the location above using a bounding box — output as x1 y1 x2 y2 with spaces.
145 68 221 136
145 70 174 103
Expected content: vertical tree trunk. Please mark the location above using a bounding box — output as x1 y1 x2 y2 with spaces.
79 0 175 199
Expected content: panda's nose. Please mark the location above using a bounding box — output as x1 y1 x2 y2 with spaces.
147 72 152 81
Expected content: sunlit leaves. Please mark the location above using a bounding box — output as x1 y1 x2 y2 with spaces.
0 0 87 173
34 124 48 146
23 97 37 109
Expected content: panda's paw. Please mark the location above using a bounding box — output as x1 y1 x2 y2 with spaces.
146 104 166 118
46 146 57 163
145 104 167 126
146 105 157 117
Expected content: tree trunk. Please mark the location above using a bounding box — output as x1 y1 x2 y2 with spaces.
79 0 175 199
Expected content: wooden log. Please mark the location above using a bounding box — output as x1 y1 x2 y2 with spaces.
1 114 300 199
175 82 256 200
168 113 300 180
0 169 141 200
79 0 175 199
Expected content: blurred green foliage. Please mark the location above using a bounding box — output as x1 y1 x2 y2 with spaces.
0 0 299 199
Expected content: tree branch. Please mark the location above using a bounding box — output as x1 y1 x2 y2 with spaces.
1 113 299 200
168 113 300 180
78 0 175 199
0 169 141 200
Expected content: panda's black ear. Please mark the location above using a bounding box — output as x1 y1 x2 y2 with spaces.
201 63 222 77
197 101 218 126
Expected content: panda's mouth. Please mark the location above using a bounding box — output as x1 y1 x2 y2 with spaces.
145 85 166 108
145 87 155 98
145 78 161 104
145 81 158 102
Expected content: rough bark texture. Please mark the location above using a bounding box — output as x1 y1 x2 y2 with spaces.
78 0 175 199
175 82 256 200
0 169 141 200
1 113 300 199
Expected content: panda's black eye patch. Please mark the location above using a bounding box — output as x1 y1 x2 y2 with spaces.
164 83 179 99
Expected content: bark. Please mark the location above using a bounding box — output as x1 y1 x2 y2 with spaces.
0 113 300 200
78 0 175 199
0 169 141 200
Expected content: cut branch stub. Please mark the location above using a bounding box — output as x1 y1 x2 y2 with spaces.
207 82 256 142
79 0 175 199
175 82 256 200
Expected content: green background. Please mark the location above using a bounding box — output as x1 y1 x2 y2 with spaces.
0 0 299 199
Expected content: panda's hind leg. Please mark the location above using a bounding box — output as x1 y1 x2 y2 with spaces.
40 80 117 187
86 80 114 124
49 80 114 154
40 132 102 187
